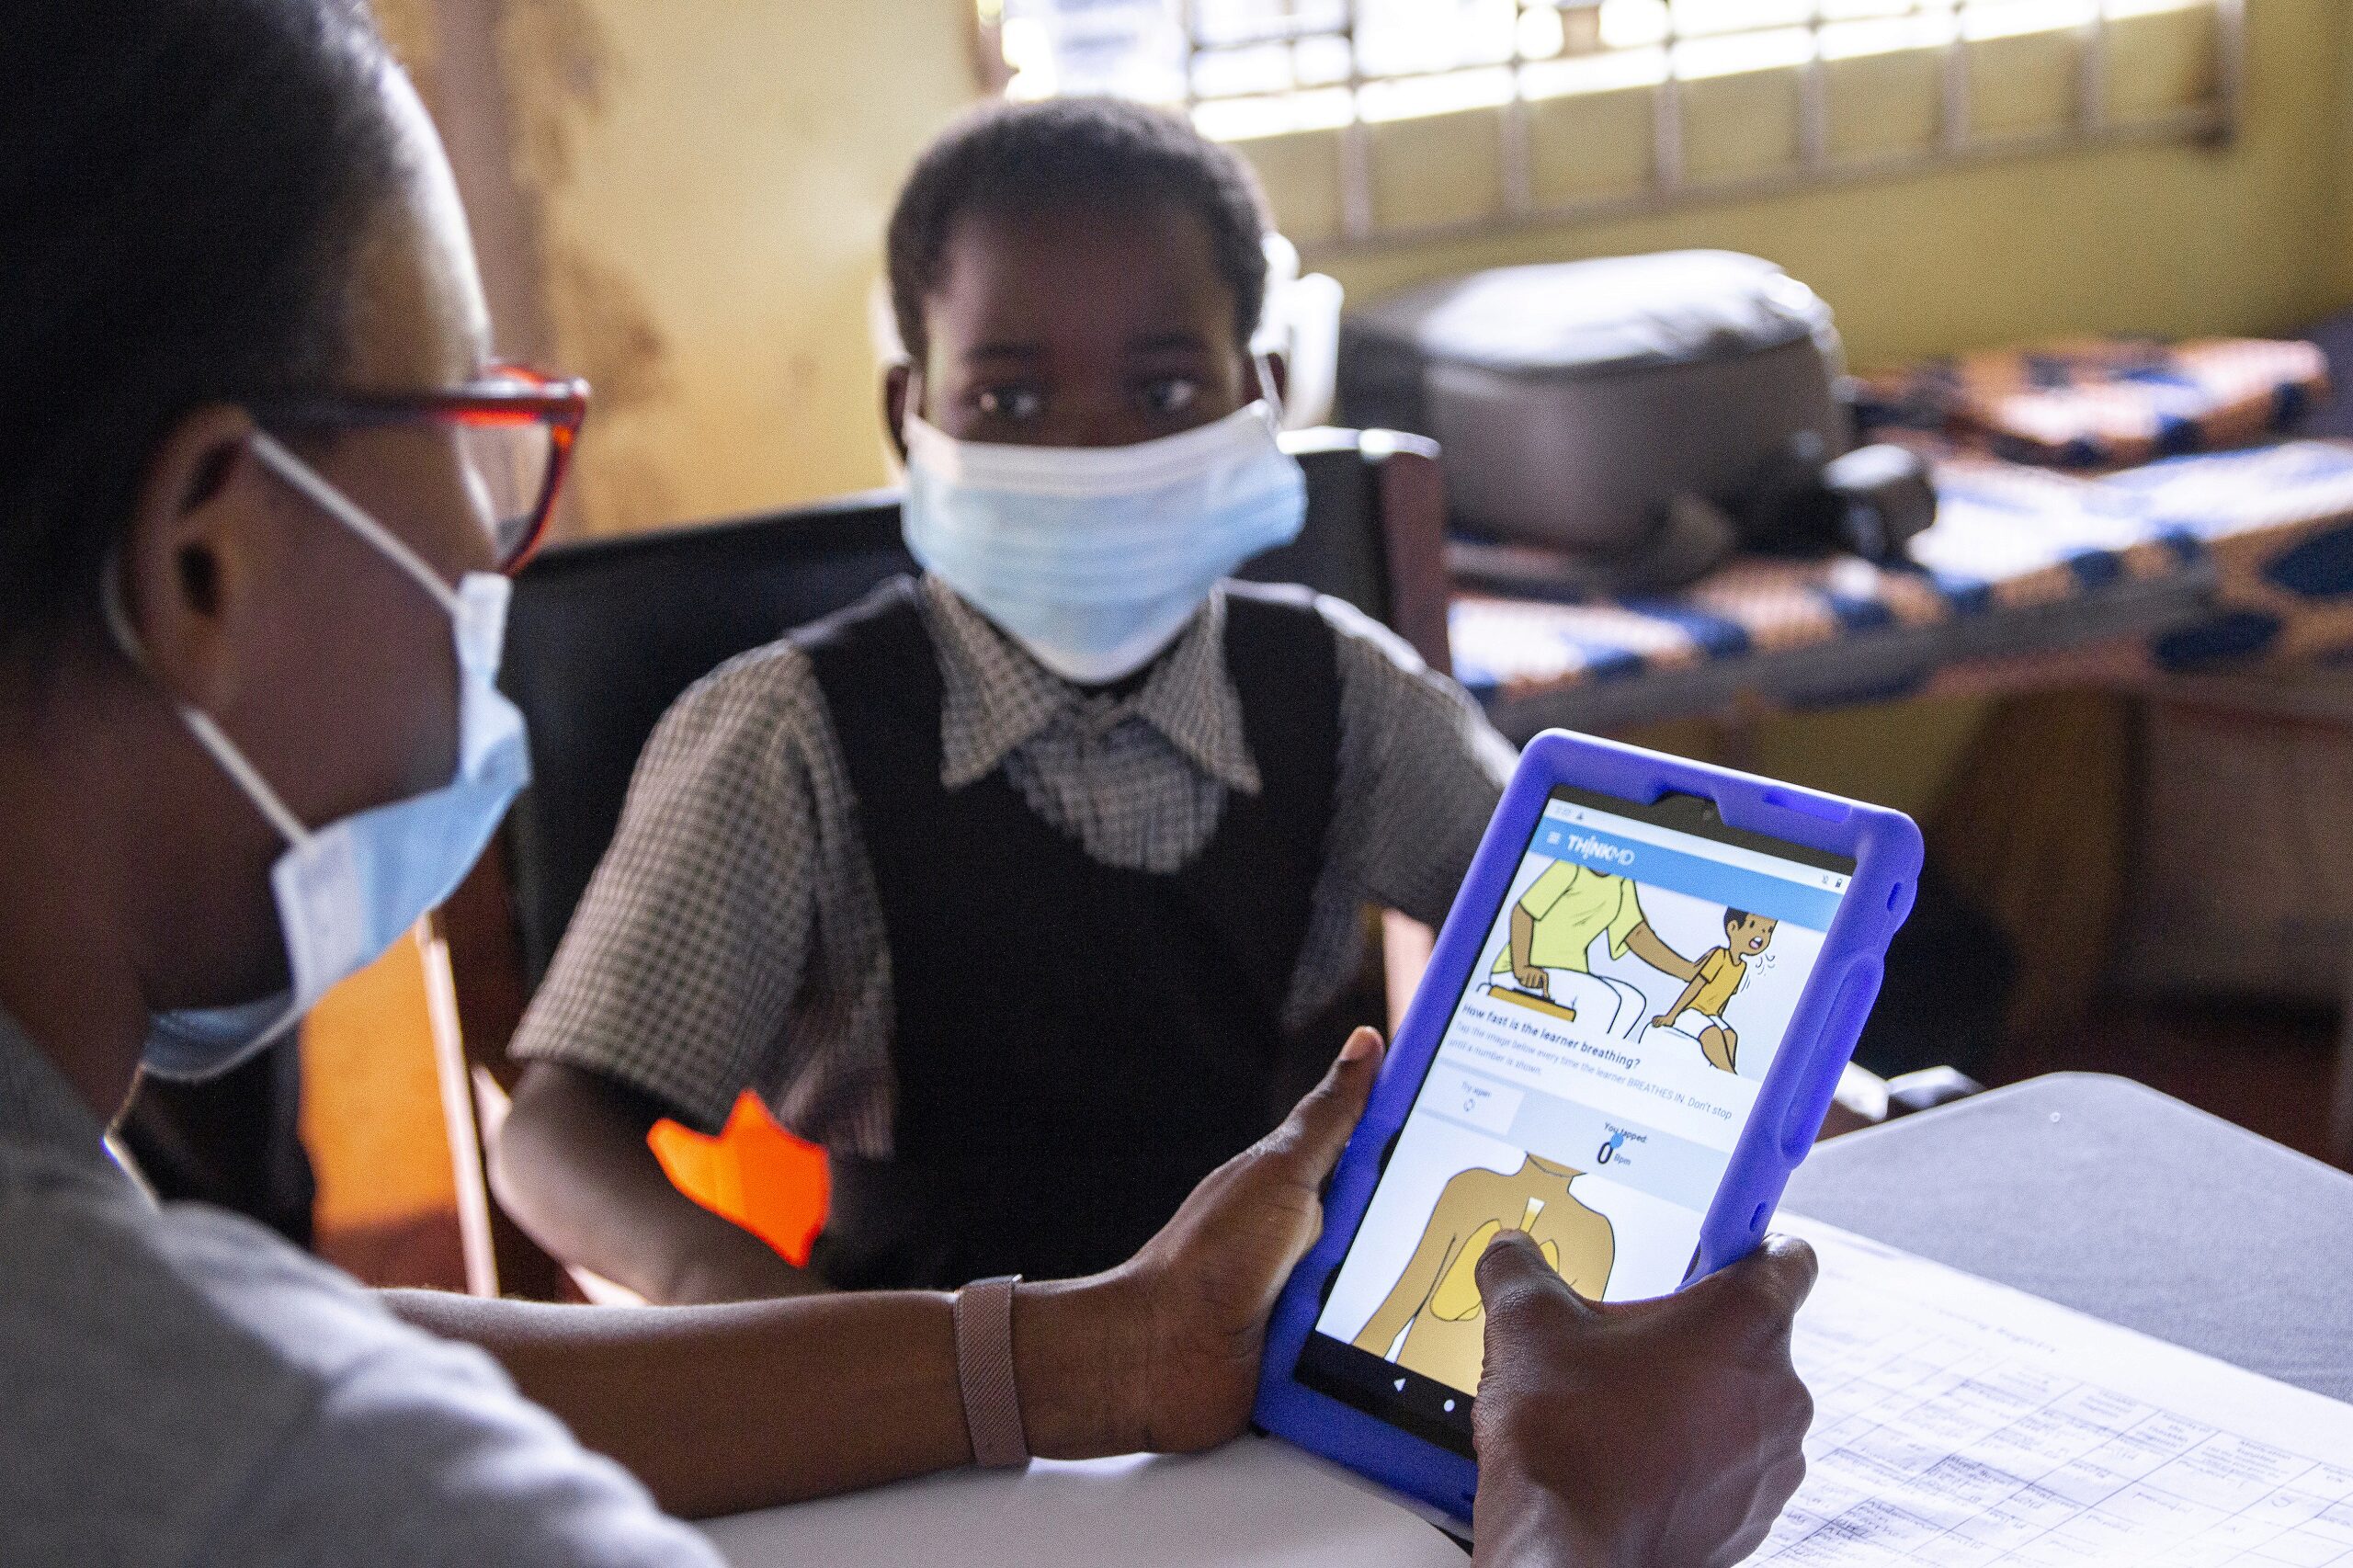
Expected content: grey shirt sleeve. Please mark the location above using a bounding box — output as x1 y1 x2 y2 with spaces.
0 1163 725 1568
199 1335 724 1568
509 644 830 1134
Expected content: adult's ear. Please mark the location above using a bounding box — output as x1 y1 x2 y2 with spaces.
881 360 915 465
115 404 280 717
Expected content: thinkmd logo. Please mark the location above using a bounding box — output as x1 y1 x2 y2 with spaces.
1564 832 1635 868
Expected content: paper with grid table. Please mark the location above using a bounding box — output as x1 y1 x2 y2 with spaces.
1759 1213 2353 1566
699 1213 2353 1566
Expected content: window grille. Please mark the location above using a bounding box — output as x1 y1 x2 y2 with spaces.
973 0 2244 247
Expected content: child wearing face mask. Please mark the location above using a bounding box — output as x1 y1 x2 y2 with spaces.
498 97 1521 1301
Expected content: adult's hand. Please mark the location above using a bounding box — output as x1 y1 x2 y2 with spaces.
1090 1025 1384 1455
1469 1232 1817 1568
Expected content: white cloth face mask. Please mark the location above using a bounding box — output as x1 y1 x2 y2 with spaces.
110 431 533 1081
899 381 1308 685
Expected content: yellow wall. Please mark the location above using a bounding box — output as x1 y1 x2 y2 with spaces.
2336 3 2353 302
503 0 982 536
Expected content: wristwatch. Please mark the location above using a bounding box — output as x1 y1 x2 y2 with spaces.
953 1274 1030 1468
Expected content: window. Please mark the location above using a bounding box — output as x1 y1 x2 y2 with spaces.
973 0 2243 245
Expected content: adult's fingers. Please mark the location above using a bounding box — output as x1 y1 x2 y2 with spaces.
1672 1234 1820 1343
1256 1027 1384 1182
1474 1228 1594 1326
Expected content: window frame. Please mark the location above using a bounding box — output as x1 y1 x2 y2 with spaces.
972 0 2247 249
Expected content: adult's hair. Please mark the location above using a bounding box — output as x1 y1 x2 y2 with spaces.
0 1 405 662
885 96 1271 366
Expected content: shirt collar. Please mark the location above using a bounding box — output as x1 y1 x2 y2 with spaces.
920 575 1262 797
0 1006 117 1181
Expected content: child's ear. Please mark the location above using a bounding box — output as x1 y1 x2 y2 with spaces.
881 361 914 463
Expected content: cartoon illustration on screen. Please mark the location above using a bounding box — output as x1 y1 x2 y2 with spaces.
1486 860 1700 1040
1650 910 1778 1073
1349 1154 1615 1395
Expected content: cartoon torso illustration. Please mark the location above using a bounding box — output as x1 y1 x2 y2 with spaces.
1350 1153 1616 1396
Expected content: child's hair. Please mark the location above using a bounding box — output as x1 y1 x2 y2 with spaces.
1724 909 1751 929
885 97 1272 365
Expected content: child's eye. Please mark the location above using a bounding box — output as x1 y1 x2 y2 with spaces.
1138 375 1200 416
974 385 1045 423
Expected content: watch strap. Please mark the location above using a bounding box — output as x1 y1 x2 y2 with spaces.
953 1274 1030 1468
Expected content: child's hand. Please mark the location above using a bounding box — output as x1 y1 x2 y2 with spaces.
1652 1015 1673 1030
1513 962 1549 994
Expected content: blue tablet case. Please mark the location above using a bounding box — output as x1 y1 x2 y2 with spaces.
1253 730 1924 1521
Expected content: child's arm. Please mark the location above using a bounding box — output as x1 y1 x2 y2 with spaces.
495 651 834 1303
1652 966 1710 1030
495 1063 820 1303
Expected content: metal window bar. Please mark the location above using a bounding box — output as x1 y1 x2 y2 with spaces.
1797 4 1831 174
1340 1 1374 240
990 0 2239 252
1940 11 1972 153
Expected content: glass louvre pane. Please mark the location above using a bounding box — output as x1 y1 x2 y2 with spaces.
1669 0 1815 39
1822 14 1957 60
1353 0 1520 79
1000 0 1187 101
1819 0 1918 18
1195 0 1349 45
1295 32 1354 83
1194 41 1297 97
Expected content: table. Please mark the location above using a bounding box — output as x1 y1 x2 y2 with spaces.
1452 442 2353 740
1788 1073 2353 1403
702 1074 2352 1565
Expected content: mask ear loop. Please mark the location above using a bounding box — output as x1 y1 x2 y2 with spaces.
896 361 939 457
1254 354 1287 427
100 548 313 849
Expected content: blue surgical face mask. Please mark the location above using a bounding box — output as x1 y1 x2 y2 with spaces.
900 387 1308 684
109 431 532 1082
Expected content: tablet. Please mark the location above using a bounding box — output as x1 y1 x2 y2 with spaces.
1253 730 1923 1520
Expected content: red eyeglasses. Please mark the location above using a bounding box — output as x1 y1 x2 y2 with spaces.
253 365 591 572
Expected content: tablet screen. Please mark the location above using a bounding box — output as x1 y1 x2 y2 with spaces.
1296 785 1853 1456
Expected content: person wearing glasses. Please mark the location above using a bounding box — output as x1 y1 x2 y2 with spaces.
0 6 1813 1565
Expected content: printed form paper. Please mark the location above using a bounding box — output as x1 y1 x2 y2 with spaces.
1762 1212 2353 1566
698 1216 2353 1567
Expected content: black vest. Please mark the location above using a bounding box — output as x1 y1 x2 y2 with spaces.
801 578 1341 1289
